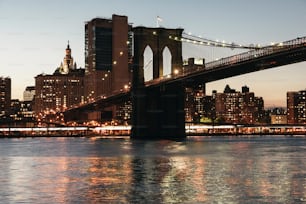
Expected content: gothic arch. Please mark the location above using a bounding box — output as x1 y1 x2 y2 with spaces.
132 26 183 86
143 45 153 81
162 46 172 76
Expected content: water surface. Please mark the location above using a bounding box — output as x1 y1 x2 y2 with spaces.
0 136 305 203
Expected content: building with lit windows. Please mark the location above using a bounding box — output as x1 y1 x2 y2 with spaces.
269 108 287 124
0 77 11 118
183 58 209 122
115 100 132 124
184 84 215 122
34 43 85 116
6 98 35 125
215 85 264 124
287 90 306 124
84 14 133 100
185 87 195 122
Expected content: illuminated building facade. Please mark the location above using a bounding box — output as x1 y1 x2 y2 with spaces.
0 77 11 118
185 87 195 122
184 85 215 122
271 114 287 124
115 100 132 124
84 14 132 101
34 43 85 115
287 90 306 124
183 58 208 122
10 99 21 121
268 108 286 124
215 85 264 124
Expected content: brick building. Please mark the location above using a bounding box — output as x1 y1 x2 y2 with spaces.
34 43 85 115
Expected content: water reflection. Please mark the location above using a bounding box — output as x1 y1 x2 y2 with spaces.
0 137 305 203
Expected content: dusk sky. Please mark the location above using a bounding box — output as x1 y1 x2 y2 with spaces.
1 0 306 107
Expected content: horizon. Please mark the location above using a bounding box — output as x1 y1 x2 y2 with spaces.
1 0 306 107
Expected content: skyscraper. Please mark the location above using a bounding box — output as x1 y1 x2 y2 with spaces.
84 14 132 100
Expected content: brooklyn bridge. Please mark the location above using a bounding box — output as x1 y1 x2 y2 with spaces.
64 25 306 140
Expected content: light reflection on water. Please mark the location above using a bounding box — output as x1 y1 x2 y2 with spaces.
0 136 305 203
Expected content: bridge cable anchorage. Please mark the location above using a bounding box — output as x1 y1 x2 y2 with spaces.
168 32 263 50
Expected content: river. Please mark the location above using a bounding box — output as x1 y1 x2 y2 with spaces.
0 135 305 203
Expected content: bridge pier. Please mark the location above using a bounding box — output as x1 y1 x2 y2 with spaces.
131 83 186 140
131 26 186 140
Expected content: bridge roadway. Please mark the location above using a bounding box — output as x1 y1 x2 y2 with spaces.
147 36 306 86
66 36 306 113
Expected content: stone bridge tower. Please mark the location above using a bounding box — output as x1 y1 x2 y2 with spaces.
131 27 185 139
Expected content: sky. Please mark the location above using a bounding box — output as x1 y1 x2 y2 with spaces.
0 0 306 107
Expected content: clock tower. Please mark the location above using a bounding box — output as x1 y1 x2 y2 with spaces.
59 41 75 74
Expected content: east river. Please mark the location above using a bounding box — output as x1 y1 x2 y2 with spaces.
0 135 305 203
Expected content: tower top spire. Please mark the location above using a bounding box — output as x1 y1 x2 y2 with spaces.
67 40 70 50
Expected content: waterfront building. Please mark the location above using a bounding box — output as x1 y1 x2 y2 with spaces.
185 87 215 123
0 77 11 118
10 99 21 121
183 58 206 122
7 98 35 125
185 87 195 122
115 100 132 124
184 85 214 123
34 43 85 116
287 90 306 124
268 107 287 124
215 85 264 124
187 84 206 122
271 114 287 124
84 14 132 100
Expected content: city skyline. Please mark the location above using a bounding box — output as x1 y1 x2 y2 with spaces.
1 0 306 107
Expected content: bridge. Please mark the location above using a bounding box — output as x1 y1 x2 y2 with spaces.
64 26 306 140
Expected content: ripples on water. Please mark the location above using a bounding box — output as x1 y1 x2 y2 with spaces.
0 136 305 203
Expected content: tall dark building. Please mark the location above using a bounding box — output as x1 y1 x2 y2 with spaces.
287 90 306 124
0 77 11 118
84 14 132 100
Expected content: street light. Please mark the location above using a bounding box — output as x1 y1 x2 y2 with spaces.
174 69 179 75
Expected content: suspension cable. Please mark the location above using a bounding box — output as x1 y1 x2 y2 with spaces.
176 32 263 49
